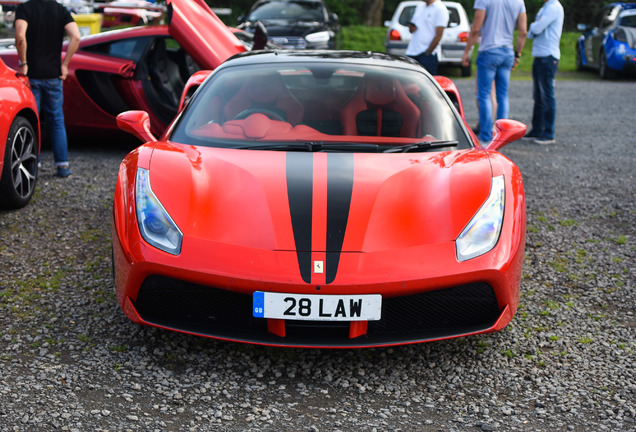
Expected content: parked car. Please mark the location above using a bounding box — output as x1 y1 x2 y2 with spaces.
0 59 39 209
576 2 636 79
112 49 527 348
384 0 473 76
238 0 340 49
98 0 164 28
0 0 253 138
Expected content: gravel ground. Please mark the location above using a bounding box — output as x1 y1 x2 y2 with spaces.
0 78 634 432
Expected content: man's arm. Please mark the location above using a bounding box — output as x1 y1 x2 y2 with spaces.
14 19 28 75
60 21 81 80
528 5 556 38
513 12 528 70
461 9 485 67
425 26 445 55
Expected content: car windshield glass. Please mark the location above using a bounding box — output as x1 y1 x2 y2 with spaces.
248 1 325 21
619 14 636 27
170 61 472 152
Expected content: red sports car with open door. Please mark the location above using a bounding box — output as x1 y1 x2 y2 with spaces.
0 0 247 138
112 50 527 348
0 59 39 210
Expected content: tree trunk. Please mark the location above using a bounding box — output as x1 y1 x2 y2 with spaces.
361 0 384 26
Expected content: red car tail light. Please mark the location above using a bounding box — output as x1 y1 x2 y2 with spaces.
389 29 402 41
457 32 468 43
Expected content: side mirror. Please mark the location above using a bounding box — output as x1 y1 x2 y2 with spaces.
116 111 157 143
483 119 526 151
252 21 269 51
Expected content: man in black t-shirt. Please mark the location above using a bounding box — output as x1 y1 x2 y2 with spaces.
15 0 81 178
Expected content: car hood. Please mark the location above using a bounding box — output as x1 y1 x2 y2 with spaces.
147 143 494 255
168 0 246 69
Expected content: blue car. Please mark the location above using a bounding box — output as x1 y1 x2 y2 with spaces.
576 2 636 79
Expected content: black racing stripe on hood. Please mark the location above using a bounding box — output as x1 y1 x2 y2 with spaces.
286 152 313 284
326 153 354 284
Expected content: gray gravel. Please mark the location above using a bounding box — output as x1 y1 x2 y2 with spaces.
0 78 634 432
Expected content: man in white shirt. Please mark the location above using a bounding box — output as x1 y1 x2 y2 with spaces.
405 0 449 74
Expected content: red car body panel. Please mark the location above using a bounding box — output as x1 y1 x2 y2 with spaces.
0 62 39 159
0 59 40 208
168 0 245 71
112 144 525 347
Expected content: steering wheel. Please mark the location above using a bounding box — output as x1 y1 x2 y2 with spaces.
233 108 286 121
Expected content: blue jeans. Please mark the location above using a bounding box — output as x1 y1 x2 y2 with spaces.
475 47 515 142
530 56 559 140
31 78 69 166
409 53 439 75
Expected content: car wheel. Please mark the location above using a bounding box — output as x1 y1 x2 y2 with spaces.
0 116 38 209
599 50 616 80
575 44 584 71
461 63 472 77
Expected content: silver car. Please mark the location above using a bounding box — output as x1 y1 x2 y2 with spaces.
384 0 473 76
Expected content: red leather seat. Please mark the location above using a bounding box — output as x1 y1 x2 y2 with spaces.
340 74 420 138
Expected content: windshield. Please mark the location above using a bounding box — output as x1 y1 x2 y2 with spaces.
619 13 636 28
248 1 326 22
170 61 472 152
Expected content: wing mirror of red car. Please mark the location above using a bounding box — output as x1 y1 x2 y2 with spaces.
484 119 527 151
116 110 157 143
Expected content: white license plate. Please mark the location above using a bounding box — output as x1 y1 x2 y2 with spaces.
253 292 382 321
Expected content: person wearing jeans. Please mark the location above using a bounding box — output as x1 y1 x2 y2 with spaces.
15 0 80 177
461 0 527 144
475 46 515 142
30 79 69 169
525 0 564 145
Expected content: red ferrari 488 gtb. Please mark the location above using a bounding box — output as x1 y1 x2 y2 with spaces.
112 50 527 348
0 59 39 209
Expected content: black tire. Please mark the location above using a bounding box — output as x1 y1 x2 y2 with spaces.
460 63 472 77
0 116 38 209
575 44 584 71
599 50 616 80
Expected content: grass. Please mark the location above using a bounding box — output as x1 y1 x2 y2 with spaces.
341 27 592 81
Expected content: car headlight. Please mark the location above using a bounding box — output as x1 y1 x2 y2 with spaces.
135 168 182 255
456 176 505 261
305 31 330 43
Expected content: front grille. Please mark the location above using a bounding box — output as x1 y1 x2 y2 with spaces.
270 36 307 49
133 276 502 347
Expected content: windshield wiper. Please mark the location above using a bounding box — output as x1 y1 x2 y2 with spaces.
383 140 459 153
235 142 380 152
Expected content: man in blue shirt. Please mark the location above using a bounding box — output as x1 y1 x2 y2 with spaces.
524 0 564 145
461 0 527 145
